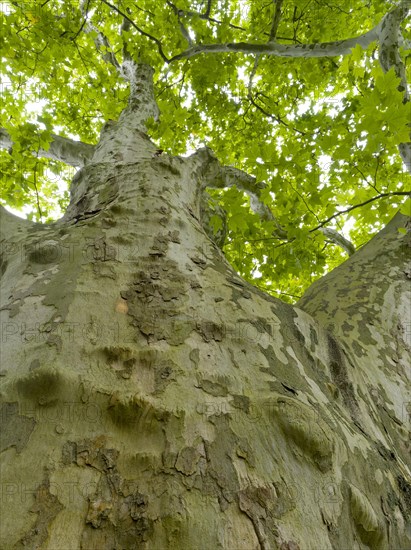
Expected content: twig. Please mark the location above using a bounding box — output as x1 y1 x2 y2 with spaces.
311 192 411 231
353 164 380 194
248 93 306 135
373 155 381 193
165 0 247 32
71 0 91 40
248 0 283 97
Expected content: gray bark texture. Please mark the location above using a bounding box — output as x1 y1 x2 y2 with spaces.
0 108 410 549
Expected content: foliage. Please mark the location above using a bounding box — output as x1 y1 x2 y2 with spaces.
1 0 410 301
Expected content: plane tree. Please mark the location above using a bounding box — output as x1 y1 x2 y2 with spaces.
0 1 410 548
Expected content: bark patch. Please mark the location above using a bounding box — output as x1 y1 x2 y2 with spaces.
16 366 63 405
197 377 229 397
327 334 361 420
349 483 385 548
0 402 36 453
397 475 411 514
270 397 335 473
65 439 155 549
17 477 63 549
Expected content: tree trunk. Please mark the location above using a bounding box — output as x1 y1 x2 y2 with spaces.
1 116 410 549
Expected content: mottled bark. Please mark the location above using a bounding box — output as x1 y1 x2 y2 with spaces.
171 2 409 63
0 128 94 167
0 105 410 550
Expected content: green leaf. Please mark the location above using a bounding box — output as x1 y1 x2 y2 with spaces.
400 198 411 217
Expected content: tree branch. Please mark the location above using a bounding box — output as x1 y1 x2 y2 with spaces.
118 62 160 129
165 0 247 33
166 0 193 46
171 3 409 63
79 0 121 69
288 177 355 255
0 204 36 239
200 191 227 247
378 1 410 174
120 11 132 61
248 0 284 105
0 128 95 167
311 192 411 232
32 161 43 221
319 227 355 256
79 2 160 130
171 22 381 62
247 93 306 135
269 0 284 42
100 0 169 62
190 147 357 254
379 0 410 96
193 150 409 254
191 147 287 235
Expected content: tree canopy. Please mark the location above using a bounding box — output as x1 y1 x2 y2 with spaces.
1 0 410 301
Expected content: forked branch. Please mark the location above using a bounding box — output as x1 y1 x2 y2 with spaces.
191 147 356 254
79 1 161 130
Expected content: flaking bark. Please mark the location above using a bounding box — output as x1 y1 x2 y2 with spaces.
1 112 410 550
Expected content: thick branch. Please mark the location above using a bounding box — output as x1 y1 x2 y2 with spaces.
191 147 356 254
0 128 94 167
118 62 160 130
0 204 36 240
319 227 355 256
379 3 409 98
171 24 380 62
298 211 411 360
121 14 132 61
80 2 160 130
248 0 285 111
192 147 286 234
200 191 227 247
166 0 193 46
88 27 121 69
378 2 410 174
171 3 410 63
